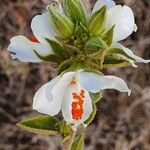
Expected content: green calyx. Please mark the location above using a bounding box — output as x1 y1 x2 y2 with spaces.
33 3 132 74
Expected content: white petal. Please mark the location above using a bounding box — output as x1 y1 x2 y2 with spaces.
112 43 150 64
105 5 135 41
8 36 40 62
79 72 131 96
92 0 115 14
31 13 56 44
33 75 61 115
33 71 75 116
7 35 52 62
62 80 92 129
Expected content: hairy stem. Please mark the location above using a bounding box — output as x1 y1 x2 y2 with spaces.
62 131 76 150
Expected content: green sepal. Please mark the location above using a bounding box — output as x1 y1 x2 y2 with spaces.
102 25 115 46
88 6 107 36
17 115 59 135
84 103 97 125
48 5 74 39
33 50 61 63
59 120 73 140
57 59 73 74
102 56 130 68
63 0 87 24
71 134 84 150
108 48 135 60
85 37 104 54
45 38 67 58
89 92 102 103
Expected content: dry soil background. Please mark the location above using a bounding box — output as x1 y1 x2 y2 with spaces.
0 0 150 150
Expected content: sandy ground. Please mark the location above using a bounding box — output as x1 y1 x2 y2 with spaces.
0 0 150 149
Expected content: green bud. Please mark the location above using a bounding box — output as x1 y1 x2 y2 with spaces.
63 0 87 24
48 5 74 39
88 6 107 36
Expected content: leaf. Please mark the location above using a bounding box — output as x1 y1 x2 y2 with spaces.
59 120 73 140
108 48 135 60
33 50 61 62
84 103 97 125
88 6 107 36
89 92 102 103
71 134 84 150
85 37 104 54
48 5 74 39
45 38 67 58
63 0 87 24
17 115 60 135
102 25 115 46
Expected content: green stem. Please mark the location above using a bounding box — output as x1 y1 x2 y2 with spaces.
62 131 76 150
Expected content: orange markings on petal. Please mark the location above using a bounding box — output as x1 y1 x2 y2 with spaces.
28 36 39 43
71 89 85 121
70 80 77 85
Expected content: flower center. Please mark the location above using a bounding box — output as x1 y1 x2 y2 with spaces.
28 36 39 43
71 87 85 121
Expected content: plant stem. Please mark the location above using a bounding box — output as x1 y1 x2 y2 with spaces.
62 131 76 150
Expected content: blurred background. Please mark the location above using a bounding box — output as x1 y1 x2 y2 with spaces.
0 0 150 149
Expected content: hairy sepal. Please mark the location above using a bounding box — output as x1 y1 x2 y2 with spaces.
48 5 74 39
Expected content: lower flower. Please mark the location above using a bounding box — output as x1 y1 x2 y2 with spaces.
33 70 131 129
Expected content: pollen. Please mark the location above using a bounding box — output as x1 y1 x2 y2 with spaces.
28 36 39 43
71 89 85 120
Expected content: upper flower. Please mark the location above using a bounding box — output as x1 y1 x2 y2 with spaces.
33 70 131 129
7 0 149 69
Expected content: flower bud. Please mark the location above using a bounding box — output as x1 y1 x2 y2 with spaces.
88 6 107 36
48 5 74 39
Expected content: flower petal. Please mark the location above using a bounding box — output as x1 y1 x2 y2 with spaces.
31 13 56 44
62 79 92 129
33 71 75 116
7 35 52 62
33 75 60 115
92 0 115 14
112 43 150 65
105 5 135 41
79 72 131 95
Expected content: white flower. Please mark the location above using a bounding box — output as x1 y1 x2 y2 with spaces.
92 0 150 66
33 70 131 129
7 13 56 62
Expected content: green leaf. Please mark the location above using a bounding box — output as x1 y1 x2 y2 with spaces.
59 120 73 140
102 25 115 46
85 37 104 54
88 6 107 36
45 38 67 58
48 5 74 39
108 48 135 60
17 115 60 135
63 0 87 24
89 92 102 103
33 50 61 62
84 103 97 125
71 134 84 150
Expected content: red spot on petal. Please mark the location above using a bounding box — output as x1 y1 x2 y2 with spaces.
71 89 85 121
28 36 39 43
